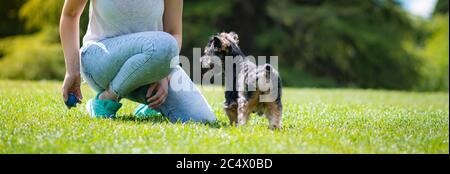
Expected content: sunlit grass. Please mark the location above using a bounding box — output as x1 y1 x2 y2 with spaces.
0 80 448 153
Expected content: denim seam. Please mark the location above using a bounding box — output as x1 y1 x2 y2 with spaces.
111 37 156 96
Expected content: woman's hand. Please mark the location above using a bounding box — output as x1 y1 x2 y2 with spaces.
62 73 83 103
146 77 170 109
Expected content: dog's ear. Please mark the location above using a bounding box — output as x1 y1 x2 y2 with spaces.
212 36 222 49
228 32 239 44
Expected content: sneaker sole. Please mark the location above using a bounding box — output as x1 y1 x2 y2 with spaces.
86 99 95 118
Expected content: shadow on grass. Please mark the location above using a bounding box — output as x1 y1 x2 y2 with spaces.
114 114 297 131
115 114 169 124
115 114 229 129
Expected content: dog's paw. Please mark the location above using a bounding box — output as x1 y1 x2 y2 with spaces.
269 124 282 130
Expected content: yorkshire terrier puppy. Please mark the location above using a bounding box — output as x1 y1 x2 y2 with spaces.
201 32 283 129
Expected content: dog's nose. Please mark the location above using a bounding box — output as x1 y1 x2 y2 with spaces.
265 64 271 71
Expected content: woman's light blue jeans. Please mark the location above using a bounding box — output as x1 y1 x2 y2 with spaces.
80 31 216 123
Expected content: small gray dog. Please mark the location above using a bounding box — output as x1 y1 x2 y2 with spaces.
201 32 283 129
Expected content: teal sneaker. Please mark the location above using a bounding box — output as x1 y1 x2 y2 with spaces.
86 93 122 119
133 104 161 118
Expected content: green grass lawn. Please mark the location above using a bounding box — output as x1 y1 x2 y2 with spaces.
0 80 448 154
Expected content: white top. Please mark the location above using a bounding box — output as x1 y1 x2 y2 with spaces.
83 0 164 45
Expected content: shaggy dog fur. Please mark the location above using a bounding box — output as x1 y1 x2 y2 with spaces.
201 32 283 129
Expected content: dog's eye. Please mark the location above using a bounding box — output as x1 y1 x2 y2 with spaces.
213 37 222 48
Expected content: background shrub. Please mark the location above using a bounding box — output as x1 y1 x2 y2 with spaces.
0 27 64 80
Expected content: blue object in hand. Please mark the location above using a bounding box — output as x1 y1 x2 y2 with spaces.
65 93 79 109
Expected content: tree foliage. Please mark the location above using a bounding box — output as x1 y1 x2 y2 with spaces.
259 0 420 89
0 0 447 91
434 0 449 15
0 0 27 37
417 14 449 91
19 0 65 30
0 27 64 80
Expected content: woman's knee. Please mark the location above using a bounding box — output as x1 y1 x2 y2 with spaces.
133 32 179 78
140 31 179 61
160 32 179 57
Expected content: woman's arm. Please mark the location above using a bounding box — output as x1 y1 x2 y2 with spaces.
60 0 87 102
60 0 87 75
163 0 183 50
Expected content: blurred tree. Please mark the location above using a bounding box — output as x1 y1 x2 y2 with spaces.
0 0 445 91
420 14 449 91
433 0 449 15
0 0 69 80
257 0 420 89
19 0 64 30
0 27 65 80
415 1 449 91
0 0 27 37
182 0 233 57
18 0 89 42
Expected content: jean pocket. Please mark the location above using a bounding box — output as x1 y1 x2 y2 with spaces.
81 70 104 92
80 44 92 57
80 43 104 59
80 44 98 72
